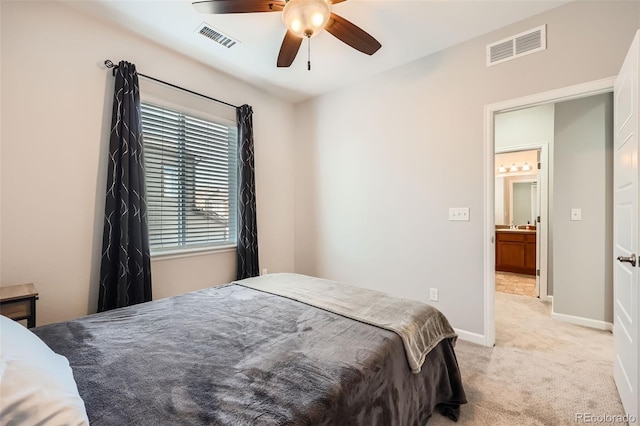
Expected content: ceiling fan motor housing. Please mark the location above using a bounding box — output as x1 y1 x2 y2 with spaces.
283 0 331 38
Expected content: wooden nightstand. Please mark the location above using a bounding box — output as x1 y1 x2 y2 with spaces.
0 283 39 328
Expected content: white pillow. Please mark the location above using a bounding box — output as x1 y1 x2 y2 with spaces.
0 315 89 426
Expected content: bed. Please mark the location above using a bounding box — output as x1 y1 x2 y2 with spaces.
7 273 466 425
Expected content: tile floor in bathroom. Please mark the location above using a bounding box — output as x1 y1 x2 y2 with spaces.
495 271 537 297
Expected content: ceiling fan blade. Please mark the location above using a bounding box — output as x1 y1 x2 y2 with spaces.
193 0 284 14
325 12 381 56
330 0 348 4
277 31 303 67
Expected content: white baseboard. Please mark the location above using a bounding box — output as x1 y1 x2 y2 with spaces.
454 328 487 346
551 311 613 332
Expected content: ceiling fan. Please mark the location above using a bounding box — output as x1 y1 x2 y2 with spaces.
192 0 382 68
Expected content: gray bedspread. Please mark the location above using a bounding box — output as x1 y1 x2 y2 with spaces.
33 282 466 425
236 273 458 374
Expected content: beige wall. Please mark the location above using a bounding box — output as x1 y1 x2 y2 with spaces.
495 104 555 151
0 2 296 325
294 1 639 336
553 93 614 324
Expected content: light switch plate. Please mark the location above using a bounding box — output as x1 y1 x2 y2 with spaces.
449 207 470 221
571 208 582 221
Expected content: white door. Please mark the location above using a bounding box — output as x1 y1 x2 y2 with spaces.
535 150 541 297
613 29 639 420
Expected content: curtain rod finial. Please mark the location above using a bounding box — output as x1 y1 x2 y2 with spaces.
103 60 118 76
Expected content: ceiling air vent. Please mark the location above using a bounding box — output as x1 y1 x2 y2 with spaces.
487 25 546 67
196 23 239 48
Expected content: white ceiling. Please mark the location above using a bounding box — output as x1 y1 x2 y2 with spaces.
64 0 569 103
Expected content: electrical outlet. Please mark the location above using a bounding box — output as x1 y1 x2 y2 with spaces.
429 288 439 302
261 268 268 275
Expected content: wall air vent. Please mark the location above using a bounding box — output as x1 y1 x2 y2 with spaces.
487 25 546 67
196 23 239 49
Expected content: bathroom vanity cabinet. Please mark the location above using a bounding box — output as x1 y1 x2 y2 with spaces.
495 229 536 276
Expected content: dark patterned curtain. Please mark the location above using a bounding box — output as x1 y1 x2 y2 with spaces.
98 61 152 312
236 105 259 280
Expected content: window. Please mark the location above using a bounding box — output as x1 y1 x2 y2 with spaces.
141 102 238 254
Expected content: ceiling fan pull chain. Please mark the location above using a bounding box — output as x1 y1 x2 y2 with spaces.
307 36 311 71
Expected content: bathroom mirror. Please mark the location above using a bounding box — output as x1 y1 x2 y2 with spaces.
495 150 539 226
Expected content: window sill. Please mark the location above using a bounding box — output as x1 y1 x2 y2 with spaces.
150 245 236 262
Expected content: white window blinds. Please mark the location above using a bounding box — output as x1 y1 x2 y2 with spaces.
141 102 238 253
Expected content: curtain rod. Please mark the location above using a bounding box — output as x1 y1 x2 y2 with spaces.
104 60 239 109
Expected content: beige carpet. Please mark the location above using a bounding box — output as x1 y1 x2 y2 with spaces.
429 292 626 425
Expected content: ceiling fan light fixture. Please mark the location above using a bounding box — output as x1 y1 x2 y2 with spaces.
312 12 325 27
283 0 331 38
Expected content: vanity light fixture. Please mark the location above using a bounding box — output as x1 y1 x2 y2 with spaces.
497 162 535 175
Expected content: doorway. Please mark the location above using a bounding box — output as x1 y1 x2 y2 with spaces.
494 149 542 299
483 77 616 347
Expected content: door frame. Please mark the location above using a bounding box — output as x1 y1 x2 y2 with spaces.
483 76 616 347
496 145 548 300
